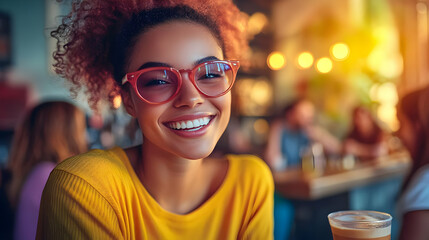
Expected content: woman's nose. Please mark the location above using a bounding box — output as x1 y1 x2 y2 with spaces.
172 72 204 108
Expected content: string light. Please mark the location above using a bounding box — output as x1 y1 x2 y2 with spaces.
331 43 350 60
267 51 286 70
316 57 333 73
297 52 314 69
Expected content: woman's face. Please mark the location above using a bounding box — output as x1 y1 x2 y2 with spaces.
124 21 230 160
289 100 314 128
353 108 374 136
296 100 314 127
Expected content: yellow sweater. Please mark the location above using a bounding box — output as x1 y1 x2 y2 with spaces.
36 147 274 239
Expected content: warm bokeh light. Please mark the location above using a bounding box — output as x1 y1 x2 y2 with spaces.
379 55 403 79
371 82 399 131
367 48 403 78
297 52 314 69
316 57 333 73
370 82 398 105
235 79 253 95
369 84 380 102
377 104 399 131
113 95 122 109
234 78 273 116
330 43 349 60
247 12 269 38
253 118 269 135
267 51 286 70
251 81 272 105
376 82 398 104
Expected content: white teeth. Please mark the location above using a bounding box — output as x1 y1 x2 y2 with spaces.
167 117 212 130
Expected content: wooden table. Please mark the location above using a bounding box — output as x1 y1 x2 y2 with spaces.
273 150 411 200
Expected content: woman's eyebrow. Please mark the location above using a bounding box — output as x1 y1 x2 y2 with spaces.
137 62 171 70
194 56 221 65
136 56 221 70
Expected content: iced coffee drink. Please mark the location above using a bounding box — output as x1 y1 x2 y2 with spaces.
328 210 392 240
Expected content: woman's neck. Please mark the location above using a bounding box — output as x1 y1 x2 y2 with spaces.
136 140 211 214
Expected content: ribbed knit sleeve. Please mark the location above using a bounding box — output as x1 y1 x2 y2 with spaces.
238 155 274 240
36 169 122 240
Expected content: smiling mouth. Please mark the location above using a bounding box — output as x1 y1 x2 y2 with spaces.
165 116 213 131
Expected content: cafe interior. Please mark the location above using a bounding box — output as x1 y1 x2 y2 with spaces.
0 0 428 239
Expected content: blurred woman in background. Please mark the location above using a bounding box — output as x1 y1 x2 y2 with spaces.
396 86 429 240
343 106 390 160
6 101 87 240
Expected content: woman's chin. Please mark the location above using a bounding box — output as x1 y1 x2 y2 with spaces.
179 150 214 160
173 145 216 160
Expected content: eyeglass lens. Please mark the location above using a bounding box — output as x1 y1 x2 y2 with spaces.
136 62 234 103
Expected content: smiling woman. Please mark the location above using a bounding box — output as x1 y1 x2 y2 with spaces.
36 1 274 239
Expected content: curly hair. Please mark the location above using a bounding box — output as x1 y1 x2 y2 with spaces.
51 0 248 111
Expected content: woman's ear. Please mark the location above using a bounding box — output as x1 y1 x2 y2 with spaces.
121 88 137 117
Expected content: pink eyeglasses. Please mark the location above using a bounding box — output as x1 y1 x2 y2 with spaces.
122 60 240 104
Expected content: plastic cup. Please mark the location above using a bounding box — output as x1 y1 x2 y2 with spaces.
328 210 392 240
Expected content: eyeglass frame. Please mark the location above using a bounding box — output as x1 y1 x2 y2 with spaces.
121 60 240 104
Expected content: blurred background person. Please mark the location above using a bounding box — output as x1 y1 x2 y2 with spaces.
5 101 87 240
265 98 341 171
265 98 341 240
343 106 390 161
396 86 429 240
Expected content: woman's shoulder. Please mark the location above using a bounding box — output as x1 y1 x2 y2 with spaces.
228 154 269 167
408 165 429 189
411 165 429 187
226 154 273 183
224 154 274 206
400 165 429 213
53 147 130 183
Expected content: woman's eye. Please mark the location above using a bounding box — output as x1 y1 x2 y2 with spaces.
144 79 169 86
199 73 222 80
